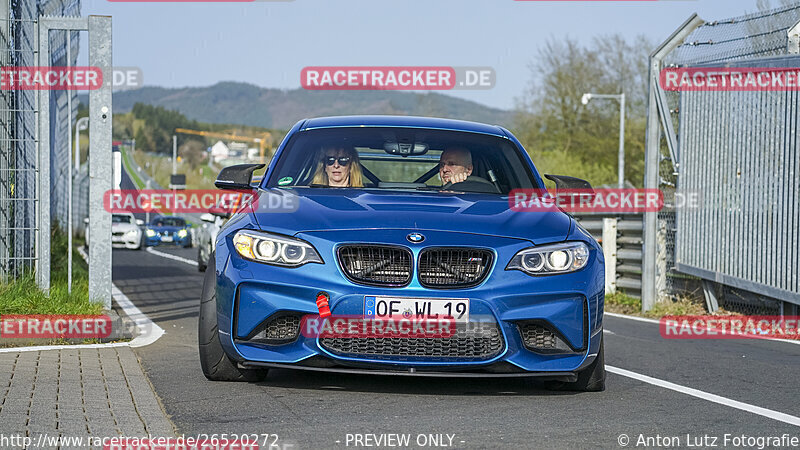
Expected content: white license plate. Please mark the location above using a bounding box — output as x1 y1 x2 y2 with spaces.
161 235 173 242
364 296 469 323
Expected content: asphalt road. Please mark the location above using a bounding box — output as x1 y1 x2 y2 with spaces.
111 245 800 449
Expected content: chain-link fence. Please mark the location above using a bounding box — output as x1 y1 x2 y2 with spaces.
646 4 800 315
0 0 80 281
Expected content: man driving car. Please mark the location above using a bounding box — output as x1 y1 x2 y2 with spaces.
438 147 473 185
438 147 499 193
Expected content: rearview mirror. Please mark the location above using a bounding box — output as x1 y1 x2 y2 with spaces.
135 219 144 226
215 164 265 190
383 142 428 156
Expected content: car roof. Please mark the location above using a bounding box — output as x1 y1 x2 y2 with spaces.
300 115 507 137
152 216 185 221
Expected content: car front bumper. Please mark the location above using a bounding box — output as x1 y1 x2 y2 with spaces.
214 229 605 375
145 233 190 246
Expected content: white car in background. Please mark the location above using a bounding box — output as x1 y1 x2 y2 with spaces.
111 213 143 250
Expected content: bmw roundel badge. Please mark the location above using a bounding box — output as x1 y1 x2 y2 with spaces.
407 232 425 243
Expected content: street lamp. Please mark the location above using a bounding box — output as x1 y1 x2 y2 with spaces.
581 92 626 189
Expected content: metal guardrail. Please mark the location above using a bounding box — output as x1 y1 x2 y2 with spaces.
574 213 643 298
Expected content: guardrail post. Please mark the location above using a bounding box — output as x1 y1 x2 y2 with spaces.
602 218 617 294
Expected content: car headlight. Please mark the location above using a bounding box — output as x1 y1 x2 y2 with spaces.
145 229 155 237
507 242 590 275
233 230 323 267
178 229 188 238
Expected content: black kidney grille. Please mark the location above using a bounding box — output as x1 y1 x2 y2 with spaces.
337 245 412 286
418 248 493 288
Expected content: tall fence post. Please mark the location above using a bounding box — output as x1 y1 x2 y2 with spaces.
36 16 50 294
642 14 703 312
88 15 113 308
36 16 112 307
602 218 617 295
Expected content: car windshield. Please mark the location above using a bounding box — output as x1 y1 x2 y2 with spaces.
112 214 132 224
152 217 186 227
265 127 539 194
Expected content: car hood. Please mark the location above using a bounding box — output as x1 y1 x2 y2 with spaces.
112 223 137 232
147 225 185 233
250 189 572 244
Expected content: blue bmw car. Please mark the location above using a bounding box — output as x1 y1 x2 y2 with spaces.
144 215 192 248
199 115 605 391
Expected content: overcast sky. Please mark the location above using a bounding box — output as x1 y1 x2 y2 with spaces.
80 0 786 110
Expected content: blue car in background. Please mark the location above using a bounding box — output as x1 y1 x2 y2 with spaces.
199 115 605 391
144 216 192 248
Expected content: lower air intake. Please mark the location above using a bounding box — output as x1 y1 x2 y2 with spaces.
320 324 504 360
248 315 301 345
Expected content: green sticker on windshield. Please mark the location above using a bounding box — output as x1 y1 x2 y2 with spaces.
278 176 293 186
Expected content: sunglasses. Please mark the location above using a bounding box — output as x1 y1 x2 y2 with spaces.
325 156 351 166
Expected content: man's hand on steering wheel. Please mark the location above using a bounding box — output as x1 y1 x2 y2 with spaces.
444 172 469 186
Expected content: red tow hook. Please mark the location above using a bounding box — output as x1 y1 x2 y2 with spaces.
316 292 331 318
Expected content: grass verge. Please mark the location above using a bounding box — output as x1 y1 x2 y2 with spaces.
605 291 711 318
0 225 104 315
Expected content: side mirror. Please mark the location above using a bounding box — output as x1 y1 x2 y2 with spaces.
209 206 230 219
544 174 593 190
135 219 144 226
200 213 215 223
215 164 265 190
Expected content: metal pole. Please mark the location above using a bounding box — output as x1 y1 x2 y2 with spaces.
75 117 87 169
88 15 113 308
618 93 625 189
37 17 51 294
172 135 177 216
67 30 72 294
145 179 150 224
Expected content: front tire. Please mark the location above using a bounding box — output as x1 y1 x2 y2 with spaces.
198 255 267 382
545 335 606 392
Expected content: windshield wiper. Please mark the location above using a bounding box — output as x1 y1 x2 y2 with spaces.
415 186 442 191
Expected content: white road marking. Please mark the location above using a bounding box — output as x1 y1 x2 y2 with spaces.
146 246 198 267
0 248 165 353
603 329 615 335
605 312 800 346
112 284 165 348
605 312 659 324
607 365 800 427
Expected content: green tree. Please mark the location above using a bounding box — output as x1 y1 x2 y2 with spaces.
513 34 652 187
